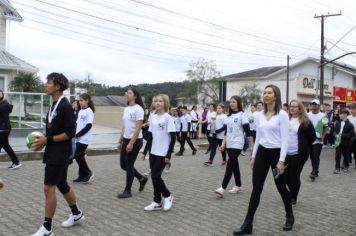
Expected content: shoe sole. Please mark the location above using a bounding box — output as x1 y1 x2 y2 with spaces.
215 191 224 197
229 190 242 194
79 174 95 184
61 215 85 228
144 207 162 211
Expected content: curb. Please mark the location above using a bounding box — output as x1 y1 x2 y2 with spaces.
0 148 118 162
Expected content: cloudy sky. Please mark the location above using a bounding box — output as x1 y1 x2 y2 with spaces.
6 0 356 86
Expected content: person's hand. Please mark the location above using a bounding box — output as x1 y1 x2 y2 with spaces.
277 161 285 174
165 158 170 164
250 158 255 169
31 135 47 151
0 177 3 190
126 143 133 153
219 145 225 152
140 153 146 160
116 143 121 153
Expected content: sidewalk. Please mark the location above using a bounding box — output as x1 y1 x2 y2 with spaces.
0 125 208 161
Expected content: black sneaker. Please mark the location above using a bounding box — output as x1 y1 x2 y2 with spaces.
204 161 213 167
118 190 132 199
139 177 148 192
175 152 183 156
8 163 22 170
81 173 95 184
192 149 197 155
291 198 297 206
73 177 84 183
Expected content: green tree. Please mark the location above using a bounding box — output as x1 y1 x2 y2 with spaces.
239 82 262 108
9 72 43 116
179 57 221 105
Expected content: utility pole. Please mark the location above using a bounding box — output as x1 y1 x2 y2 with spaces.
314 12 341 104
286 55 290 104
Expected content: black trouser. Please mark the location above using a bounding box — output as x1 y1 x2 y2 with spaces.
176 132 181 144
250 130 256 144
324 128 335 146
209 137 226 162
74 142 91 178
180 132 195 152
0 131 19 164
309 143 323 175
245 145 293 222
120 138 144 191
335 144 351 169
222 148 241 189
350 139 356 164
206 129 211 152
150 154 171 203
285 154 308 202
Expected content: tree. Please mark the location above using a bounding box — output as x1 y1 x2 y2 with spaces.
9 72 43 92
239 82 262 108
179 57 221 106
9 72 43 116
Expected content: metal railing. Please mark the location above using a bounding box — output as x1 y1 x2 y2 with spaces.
4 92 76 129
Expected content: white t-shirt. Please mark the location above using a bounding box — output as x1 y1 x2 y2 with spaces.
307 112 327 144
225 112 249 149
287 117 300 156
210 113 227 139
173 116 181 132
206 111 212 130
149 113 176 156
252 110 289 162
252 111 261 129
347 115 356 132
76 107 94 145
339 121 345 135
248 113 256 131
123 104 144 139
190 110 199 122
181 114 191 132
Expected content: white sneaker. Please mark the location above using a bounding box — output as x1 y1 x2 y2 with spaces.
163 195 173 211
61 212 85 228
31 225 53 236
164 165 171 173
229 186 243 194
144 169 151 176
240 151 246 156
215 187 225 197
144 202 162 211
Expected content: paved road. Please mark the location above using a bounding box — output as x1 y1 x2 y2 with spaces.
0 148 355 236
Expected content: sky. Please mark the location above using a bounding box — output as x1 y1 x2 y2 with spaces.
5 0 356 86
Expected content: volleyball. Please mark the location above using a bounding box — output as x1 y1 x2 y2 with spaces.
26 131 44 149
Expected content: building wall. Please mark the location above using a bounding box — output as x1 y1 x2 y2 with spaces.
94 106 124 129
0 6 6 50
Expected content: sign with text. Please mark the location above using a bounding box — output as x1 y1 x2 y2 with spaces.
297 74 333 97
334 87 347 102
346 89 354 102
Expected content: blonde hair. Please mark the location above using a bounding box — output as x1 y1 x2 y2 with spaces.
289 99 310 125
156 94 170 113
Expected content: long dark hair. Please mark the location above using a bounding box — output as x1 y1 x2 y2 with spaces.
127 88 145 110
80 93 95 113
72 99 80 112
263 84 282 115
228 95 243 116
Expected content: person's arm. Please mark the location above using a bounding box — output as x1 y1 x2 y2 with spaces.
341 123 355 139
76 124 92 137
307 122 317 145
126 120 144 153
242 123 250 136
166 132 176 160
278 112 289 162
142 131 152 156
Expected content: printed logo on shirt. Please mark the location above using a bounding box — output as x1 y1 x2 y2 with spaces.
129 113 136 121
234 118 239 123
158 122 166 130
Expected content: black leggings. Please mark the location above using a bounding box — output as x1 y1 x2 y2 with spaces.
285 154 308 202
0 131 19 164
335 145 351 169
310 143 322 175
74 142 92 178
120 138 144 191
206 129 212 151
245 145 292 222
180 132 195 152
209 137 226 162
222 149 241 189
350 139 356 164
150 154 171 203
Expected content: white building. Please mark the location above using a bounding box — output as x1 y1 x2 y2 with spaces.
222 57 356 107
0 0 38 92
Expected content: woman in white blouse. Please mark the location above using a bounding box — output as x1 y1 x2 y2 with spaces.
233 85 294 235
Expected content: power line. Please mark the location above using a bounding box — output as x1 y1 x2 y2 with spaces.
20 0 285 59
14 1 287 60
